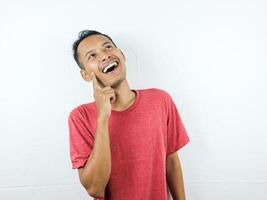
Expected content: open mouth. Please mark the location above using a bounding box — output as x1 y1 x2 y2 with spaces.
102 61 119 74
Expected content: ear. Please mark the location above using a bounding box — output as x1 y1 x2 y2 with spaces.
80 69 92 82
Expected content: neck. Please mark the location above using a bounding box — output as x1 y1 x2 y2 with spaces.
111 79 136 111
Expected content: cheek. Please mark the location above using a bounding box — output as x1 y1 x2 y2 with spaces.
85 61 98 70
115 52 125 62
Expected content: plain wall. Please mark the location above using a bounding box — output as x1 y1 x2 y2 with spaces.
0 0 266 199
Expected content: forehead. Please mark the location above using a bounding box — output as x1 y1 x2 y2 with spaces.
77 34 112 57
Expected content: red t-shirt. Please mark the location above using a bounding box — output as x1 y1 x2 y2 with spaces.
68 88 190 200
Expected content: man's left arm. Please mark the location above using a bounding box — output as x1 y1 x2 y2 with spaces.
166 152 186 200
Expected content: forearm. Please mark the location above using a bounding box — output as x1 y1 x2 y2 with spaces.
166 154 186 200
81 117 112 195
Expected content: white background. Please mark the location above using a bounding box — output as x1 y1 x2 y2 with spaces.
0 0 266 199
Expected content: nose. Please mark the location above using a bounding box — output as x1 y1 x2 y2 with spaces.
101 54 111 63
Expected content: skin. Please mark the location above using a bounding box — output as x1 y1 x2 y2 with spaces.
77 34 136 111
166 152 187 200
76 34 186 199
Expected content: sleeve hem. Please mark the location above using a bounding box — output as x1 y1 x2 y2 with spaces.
71 158 88 169
166 136 190 156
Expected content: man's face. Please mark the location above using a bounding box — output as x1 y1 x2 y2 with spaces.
77 34 126 89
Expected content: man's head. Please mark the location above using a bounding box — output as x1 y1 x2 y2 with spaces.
72 30 127 89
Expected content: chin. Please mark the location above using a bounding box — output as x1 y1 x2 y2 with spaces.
111 75 126 89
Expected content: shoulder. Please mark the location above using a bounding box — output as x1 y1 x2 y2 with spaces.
138 87 171 100
68 102 96 121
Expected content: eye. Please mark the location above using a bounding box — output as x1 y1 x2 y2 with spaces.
105 44 113 49
88 53 95 60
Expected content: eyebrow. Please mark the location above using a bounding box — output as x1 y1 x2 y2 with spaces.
84 41 112 58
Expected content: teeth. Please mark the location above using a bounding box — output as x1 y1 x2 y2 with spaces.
103 62 118 73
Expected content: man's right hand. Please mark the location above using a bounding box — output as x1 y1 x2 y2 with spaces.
91 72 116 120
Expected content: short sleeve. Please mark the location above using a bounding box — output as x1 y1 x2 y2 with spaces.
165 93 190 156
68 109 94 169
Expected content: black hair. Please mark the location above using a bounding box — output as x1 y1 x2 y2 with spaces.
72 30 117 69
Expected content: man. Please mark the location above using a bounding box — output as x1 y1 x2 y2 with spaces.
68 30 190 200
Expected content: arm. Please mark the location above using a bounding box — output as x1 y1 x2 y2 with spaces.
78 117 111 198
166 152 186 200
76 72 116 198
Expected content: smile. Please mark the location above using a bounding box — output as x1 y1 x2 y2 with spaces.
102 61 119 74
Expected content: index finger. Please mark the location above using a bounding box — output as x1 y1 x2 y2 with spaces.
91 72 103 90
